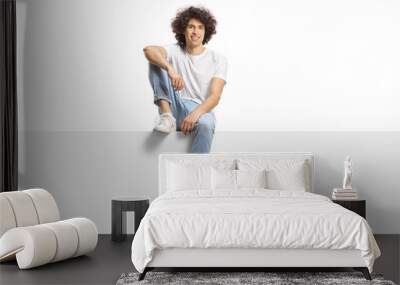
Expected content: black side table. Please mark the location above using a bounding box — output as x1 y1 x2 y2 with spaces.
333 199 366 219
111 197 150 242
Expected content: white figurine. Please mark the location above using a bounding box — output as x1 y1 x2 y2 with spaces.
342 156 353 190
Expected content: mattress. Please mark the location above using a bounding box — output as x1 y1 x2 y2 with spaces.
131 189 380 273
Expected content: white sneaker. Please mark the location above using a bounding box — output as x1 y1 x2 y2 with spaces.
153 113 176 133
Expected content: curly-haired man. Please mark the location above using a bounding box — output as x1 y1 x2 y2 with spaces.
143 6 228 153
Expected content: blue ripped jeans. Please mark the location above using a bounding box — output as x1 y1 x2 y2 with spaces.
148 64 215 153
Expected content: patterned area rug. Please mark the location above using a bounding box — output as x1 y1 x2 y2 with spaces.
116 271 396 285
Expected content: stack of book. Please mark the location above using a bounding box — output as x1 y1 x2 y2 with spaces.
332 188 358 200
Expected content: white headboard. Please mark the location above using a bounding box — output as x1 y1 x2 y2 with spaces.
158 152 314 195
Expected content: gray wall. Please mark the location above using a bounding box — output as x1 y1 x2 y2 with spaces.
16 0 400 234
19 131 400 234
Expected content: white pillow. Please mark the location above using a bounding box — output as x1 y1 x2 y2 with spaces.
166 162 212 191
211 168 236 190
211 168 268 190
236 169 268 189
237 159 309 191
267 166 306 191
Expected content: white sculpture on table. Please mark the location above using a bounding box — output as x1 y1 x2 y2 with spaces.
342 156 353 190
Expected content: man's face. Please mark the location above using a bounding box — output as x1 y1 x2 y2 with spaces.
184 18 205 48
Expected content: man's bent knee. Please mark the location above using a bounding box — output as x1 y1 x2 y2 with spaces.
196 117 215 134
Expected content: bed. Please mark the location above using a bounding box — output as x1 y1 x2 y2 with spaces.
131 153 381 281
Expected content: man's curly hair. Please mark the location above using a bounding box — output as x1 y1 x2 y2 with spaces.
171 6 217 50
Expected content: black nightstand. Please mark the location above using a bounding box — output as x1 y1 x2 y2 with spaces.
111 197 150 242
332 199 366 219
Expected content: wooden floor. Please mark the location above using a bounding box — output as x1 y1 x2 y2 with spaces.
0 235 398 285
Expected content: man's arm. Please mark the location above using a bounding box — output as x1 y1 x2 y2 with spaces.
180 77 226 134
143 46 184 91
195 77 225 114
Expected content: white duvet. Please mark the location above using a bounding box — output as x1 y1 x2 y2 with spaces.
131 189 380 273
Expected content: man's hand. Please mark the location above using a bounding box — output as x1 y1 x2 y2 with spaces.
167 66 184 91
180 109 202 135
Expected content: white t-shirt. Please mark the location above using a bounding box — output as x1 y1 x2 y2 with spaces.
163 44 228 104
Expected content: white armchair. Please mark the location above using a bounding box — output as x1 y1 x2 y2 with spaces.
0 188 98 269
